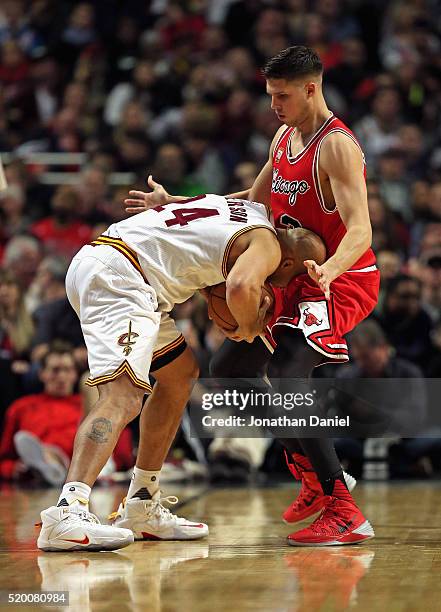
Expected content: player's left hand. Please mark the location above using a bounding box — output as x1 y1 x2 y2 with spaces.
303 260 334 300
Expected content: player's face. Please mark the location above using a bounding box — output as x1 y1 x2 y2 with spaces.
266 78 313 127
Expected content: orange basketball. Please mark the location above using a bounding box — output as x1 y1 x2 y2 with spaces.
207 282 275 331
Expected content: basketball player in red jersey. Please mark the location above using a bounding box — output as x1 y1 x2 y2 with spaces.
125 46 378 546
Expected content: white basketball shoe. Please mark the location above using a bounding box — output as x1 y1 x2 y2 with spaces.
109 491 209 540
37 504 134 551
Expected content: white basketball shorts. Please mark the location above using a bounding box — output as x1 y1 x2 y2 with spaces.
66 244 161 392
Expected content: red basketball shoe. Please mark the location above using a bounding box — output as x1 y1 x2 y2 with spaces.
283 452 357 524
287 496 375 547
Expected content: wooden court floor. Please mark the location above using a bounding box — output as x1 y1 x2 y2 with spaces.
0 482 441 612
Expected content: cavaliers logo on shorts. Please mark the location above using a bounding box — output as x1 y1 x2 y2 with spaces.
117 321 139 356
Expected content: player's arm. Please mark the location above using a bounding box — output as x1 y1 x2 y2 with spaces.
304 133 372 299
225 229 281 342
124 175 188 213
125 126 285 214
248 124 286 214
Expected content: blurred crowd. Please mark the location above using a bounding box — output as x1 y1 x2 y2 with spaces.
0 0 440 484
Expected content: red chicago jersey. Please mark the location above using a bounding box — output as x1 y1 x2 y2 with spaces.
270 113 375 270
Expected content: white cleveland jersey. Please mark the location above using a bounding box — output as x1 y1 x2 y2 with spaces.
104 194 275 311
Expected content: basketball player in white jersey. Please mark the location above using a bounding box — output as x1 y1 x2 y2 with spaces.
37 194 302 551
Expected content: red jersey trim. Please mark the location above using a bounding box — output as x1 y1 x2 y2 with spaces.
286 113 335 165
312 128 366 215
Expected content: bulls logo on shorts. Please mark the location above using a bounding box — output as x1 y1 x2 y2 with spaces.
303 306 323 327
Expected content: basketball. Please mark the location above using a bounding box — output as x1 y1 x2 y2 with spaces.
207 282 275 331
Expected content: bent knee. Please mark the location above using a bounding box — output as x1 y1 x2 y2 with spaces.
97 375 146 421
180 348 199 379
153 347 199 387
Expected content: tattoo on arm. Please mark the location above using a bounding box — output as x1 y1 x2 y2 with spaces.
87 417 112 444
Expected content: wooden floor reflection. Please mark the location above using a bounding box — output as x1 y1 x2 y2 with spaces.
1 482 441 611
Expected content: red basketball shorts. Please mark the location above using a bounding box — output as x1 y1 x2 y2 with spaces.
263 267 380 364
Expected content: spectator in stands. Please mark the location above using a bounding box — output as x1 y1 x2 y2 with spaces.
26 255 68 314
0 342 135 484
375 249 402 312
0 344 81 484
31 184 92 259
2 235 42 290
0 269 34 418
0 40 36 135
332 320 426 477
152 143 206 197
354 87 402 164
0 0 43 57
76 165 110 225
398 124 429 181
0 184 30 242
325 37 374 123
408 249 441 323
368 193 408 255
375 274 434 372
377 148 411 222
30 268 85 371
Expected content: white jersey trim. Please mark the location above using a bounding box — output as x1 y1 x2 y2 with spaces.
347 265 378 273
286 113 335 165
221 224 277 278
313 128 365 215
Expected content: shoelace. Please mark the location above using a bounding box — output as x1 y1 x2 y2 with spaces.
35 506 100 529
108 494 180 522
310 499 349 535
67 508 101 525
146 495 179 522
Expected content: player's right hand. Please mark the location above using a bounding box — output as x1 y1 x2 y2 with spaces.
222 296 272 343
124 175 170 213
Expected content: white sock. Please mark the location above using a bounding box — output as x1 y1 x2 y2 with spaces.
127 467 160 500
57 482 91 507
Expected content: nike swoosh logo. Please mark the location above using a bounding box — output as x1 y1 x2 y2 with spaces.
303 496 318 507
338 520 354 534
62 535 90 545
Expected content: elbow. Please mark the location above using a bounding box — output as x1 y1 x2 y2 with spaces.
352 224 372 251
364 226 372 250
226 276 260 301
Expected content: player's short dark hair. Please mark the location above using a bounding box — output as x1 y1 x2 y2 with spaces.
263 46 323 81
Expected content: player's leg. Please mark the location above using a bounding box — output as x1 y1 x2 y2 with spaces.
267 330 341 522
270 328 373 545
135 346 199 473
38 245 159 551
37 375 143 552
65 375 145 485
110 316 208 540
210 335 272 378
